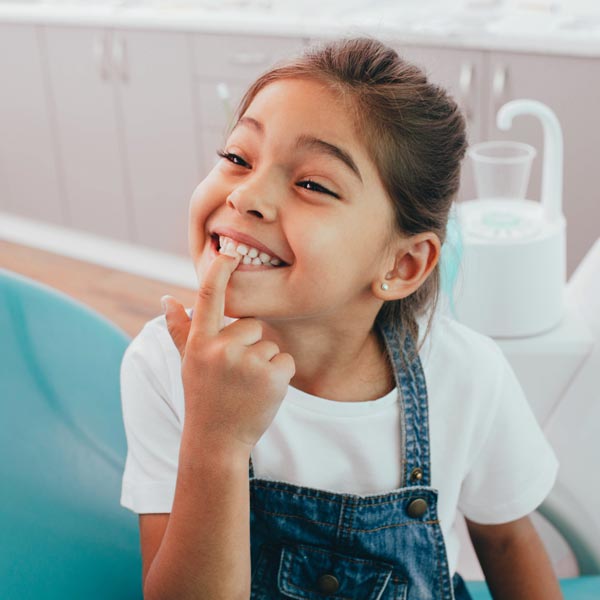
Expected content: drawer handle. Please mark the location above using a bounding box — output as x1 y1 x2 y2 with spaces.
229 51 268 66
216 82 233 125
492 65 507 97
93 33 110 81
458 62 474 123
112 36 128 83
492 64 508 117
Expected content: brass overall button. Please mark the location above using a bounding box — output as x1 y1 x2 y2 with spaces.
407 498 428 518
316 573 340 594
410 467 423 482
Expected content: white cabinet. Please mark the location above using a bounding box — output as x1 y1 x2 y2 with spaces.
43 26 200 255
0 23 64 224
115 30 199 255
43 25 132 242
190 33 307 178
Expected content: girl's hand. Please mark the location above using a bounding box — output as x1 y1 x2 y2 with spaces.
161 252 296 454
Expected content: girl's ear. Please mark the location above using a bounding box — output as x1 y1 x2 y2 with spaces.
372 233 441 301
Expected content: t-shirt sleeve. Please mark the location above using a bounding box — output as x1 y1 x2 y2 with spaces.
457 343 560 524
119 322 182 514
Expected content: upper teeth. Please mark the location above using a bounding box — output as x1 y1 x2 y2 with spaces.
218 235 282 266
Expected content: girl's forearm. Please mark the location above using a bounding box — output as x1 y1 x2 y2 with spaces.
143 423 252 600
474 524 563 600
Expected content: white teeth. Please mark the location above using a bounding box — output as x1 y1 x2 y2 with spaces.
218 239 237 258
216 234 286 267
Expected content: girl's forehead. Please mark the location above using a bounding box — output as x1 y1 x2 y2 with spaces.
239 79 367 159
246 78 357 132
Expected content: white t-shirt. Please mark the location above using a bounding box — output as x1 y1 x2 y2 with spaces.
119 308 559 577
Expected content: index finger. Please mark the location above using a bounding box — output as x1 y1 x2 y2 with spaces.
191 249 241 337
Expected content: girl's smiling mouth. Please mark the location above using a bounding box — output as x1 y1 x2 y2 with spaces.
209 233 290 271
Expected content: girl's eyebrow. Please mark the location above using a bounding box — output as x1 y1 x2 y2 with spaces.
232 116 363 184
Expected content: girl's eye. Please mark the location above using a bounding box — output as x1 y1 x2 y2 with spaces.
216 149 249 168
297 180 340 199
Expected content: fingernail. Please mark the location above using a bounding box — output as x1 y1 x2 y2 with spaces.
160 295 170 313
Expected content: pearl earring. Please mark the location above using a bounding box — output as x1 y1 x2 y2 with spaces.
381 282 389 291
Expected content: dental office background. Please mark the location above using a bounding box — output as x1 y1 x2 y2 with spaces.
1 0 599 583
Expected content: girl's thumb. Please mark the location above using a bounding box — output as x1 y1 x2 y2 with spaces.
161 295 190 358
160 295 171 314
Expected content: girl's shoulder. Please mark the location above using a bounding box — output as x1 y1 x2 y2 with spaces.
127 311 174 358
418 311 504 376
423 315 530 444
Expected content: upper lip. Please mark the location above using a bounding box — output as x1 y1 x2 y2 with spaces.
210 227 288 264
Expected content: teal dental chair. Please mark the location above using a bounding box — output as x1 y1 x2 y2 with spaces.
0 268 141 599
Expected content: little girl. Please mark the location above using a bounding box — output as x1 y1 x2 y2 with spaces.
120 37 561 599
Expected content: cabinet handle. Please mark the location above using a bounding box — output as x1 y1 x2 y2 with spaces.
93 33 110 81
112 36 128 83
229 51 268 66
216 82 234 127
458 62 474 123
492 64 508 116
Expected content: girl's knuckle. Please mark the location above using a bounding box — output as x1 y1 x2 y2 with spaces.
244 350 263 371
246 318 263 337
267 341 280 355
220 340 238 364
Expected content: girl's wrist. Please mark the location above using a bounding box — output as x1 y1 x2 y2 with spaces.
179 420 252 471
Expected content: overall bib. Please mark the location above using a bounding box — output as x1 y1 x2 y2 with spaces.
247 315 474 600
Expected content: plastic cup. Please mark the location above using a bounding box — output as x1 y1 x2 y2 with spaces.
468 141 536 200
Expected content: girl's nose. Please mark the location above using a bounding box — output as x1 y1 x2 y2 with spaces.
226 186 277 221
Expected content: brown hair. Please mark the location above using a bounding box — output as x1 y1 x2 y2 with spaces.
227 36 467 366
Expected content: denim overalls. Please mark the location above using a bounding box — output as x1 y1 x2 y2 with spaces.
247 315 473 600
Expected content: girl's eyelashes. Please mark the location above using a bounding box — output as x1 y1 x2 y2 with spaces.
216 149 249 168
216 148 341 199
296 179 340 199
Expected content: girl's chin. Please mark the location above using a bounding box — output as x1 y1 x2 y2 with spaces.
223 295 274 317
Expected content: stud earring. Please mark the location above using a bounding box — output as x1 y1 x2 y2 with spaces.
380 282 389 291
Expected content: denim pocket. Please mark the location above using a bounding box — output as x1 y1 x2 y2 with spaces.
275 543 407 600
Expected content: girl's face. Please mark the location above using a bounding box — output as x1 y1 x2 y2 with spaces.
188 77 401 323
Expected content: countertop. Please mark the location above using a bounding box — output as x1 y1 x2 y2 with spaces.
1 1 600 58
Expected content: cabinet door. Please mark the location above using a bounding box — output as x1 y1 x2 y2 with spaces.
485 51 600 278
115 30 200 256
390 45 488 203
191 33 307 177
195 79 247 179
43 25 132 241
0 23 64 224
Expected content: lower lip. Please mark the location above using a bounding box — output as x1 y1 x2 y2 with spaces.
210 237 287 271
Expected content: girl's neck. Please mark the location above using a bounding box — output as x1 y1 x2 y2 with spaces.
261 317 395 403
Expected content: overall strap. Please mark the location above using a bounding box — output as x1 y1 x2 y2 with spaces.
376 316 432 488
